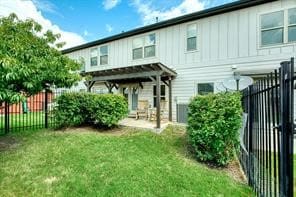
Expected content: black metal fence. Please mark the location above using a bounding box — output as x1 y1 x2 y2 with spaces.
240 58 294 197
0 89 81 135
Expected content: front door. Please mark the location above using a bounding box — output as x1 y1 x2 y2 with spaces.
122 86 138 111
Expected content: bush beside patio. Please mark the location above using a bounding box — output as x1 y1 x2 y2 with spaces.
53 92 128 128
187 92 242 166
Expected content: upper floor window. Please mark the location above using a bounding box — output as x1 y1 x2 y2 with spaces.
79 57 85 72
260 8 296 47
90 48 98 66
261 11 284 46
187 24 197 51
288 8 296 42
100 45 108 65
132 33 156 60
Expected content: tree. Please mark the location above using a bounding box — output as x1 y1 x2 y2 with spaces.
0 13 81 103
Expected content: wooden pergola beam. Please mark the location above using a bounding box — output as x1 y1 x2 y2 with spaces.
92 71 163 81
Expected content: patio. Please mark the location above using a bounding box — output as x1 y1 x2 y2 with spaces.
119 117 170 132
83 63 177 129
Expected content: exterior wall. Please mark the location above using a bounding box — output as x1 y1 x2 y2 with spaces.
66 0 296 122
91 82 168 113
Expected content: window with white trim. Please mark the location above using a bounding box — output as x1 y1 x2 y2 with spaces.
100 45 108 65
260 8 296 46
187 23 197 51
144 34 156 58
79 57 85 71
260 11 284 46
288 8 296 42
133 37 143 60
132 33 156 60
90 48 98 66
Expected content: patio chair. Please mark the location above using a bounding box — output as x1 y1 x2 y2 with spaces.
149 100 168 121
136 100 149 120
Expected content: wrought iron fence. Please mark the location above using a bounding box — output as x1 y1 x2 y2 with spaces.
240 57 294 197
0 89 84 135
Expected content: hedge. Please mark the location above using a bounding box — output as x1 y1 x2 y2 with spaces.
53 92 128 128
187 92 242 166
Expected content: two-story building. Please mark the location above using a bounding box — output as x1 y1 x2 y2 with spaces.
62 0 296 127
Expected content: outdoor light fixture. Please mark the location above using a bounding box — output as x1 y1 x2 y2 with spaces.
233 72 241 91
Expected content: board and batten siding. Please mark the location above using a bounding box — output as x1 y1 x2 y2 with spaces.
66 0 296 122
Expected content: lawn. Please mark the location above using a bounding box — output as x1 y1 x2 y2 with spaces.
0 125 253 196
0 112 55 134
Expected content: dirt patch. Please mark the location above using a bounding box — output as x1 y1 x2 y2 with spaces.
55 126 139 136
224 159 247 183
0 136 20 151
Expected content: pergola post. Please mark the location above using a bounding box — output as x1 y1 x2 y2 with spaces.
156 74 161 129
87 81 95 92
104 82 113 93
168 78 172 121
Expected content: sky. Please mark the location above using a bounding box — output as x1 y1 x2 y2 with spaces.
0 0 236 49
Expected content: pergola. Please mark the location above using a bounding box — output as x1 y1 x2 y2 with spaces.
83 63 177 129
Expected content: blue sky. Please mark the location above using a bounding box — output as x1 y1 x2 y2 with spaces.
0 0 236 48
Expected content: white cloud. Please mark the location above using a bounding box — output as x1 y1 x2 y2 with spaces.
0 0 85 49
132 0 205 25
32 0 56 13
83 30 89 36
103 0 121 10
105 24 113 32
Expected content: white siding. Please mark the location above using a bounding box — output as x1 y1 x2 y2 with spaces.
66 0 296 122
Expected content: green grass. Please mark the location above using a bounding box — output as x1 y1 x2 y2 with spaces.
0 112 54 134
0 126 253 196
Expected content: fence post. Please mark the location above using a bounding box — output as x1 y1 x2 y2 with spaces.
44 89 48 129
279 59 294 197
4 102 9 134
248 85 254 187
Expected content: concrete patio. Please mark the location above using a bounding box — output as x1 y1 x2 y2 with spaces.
119 118 170 132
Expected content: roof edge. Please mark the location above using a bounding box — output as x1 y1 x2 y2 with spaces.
62 0 278 54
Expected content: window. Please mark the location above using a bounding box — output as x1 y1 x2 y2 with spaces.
133 37 143 59
153 85 165 107
79 57 85 71
197 83 214 95
90 48 98 66
288 8 296 42
260 8 296 46
260 11 284 46
100 46 108 65
123 87 129 100
144 34 156 58
133 33 156 60
187 24 197 51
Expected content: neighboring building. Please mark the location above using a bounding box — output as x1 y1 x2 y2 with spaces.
62 0 296 125
0 92 53 114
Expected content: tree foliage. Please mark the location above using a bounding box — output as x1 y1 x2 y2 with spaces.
0 14 81 103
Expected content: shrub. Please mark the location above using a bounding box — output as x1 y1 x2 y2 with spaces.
53 92 128 129
90 94 129 127
187 92 242 166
